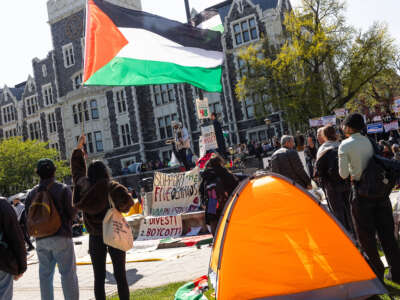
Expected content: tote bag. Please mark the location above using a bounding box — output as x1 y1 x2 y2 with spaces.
103 192 133 252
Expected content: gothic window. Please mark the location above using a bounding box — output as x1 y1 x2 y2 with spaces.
232 16 259 46
120 123 132 146
42 84 54 106
62 43 75 68
114 89 127 114
47 112 57 134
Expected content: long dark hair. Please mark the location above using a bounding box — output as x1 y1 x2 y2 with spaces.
87 161 110 185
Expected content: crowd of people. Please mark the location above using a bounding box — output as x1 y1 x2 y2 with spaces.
3 112 400 300
270 113 400 284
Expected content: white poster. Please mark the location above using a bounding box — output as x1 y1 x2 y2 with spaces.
136 215 182 241
151 168 202 216
201 125 218 151
384 121 399 132
309 118 323 127
322 115 336 125
334 108 347 118
196 98 209 119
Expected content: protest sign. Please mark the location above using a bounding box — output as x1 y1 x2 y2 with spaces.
367 123 384 134
334 108 347 118
309 118 323 128
201 125 218 152
196 98 209 119
384 121 399 132
136 215 182 241
309 115 336 127
152 168 202 216
322 115 336 125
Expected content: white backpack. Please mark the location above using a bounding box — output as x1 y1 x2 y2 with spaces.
103 192 133 252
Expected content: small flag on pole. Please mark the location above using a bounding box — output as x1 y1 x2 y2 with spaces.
84 0 224 92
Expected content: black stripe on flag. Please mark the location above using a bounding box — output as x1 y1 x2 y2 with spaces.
93 0 223 52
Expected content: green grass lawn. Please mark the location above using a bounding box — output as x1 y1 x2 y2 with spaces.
107 282 215 300
107 279 400 300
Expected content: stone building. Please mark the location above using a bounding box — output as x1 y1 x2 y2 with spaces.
0 0 289 176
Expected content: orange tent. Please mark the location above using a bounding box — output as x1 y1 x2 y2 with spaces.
209 173 387 299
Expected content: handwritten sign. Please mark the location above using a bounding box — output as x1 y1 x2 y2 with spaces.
136 215 182 240
196 98 209 119
151 168 202 216
201 125 218 151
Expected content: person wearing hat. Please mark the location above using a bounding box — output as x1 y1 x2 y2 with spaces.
25 158 79 300
171 121 191 170
339 113 400 284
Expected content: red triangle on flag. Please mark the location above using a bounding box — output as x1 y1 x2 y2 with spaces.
84 0 128 83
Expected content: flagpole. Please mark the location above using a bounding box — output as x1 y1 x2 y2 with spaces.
184 0 191 23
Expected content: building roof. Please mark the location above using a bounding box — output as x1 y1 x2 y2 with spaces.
206 0 279 21
10 83 26 101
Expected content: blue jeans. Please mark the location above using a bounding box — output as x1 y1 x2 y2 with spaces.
36 236 79 300
0 271 12 300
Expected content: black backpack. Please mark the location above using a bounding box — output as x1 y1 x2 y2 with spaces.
357 154 398 200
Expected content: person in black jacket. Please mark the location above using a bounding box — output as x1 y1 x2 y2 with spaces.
271 135 312 189
200 154 239 236
314 125 353 234
0 197 27 300
211 113 227 158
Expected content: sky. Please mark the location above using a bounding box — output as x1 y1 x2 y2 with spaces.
0 0 399 88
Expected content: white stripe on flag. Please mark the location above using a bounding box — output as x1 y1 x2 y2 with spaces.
198 14 222 30
117 28 223 68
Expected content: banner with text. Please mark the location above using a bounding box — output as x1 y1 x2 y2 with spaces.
367 123 384 134
384 121 399 132
152 168 202 216
196 98 209 119
136 215 182 240
309 115 336 127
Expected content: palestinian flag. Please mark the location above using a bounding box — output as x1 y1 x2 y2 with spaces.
84 0 223 92
174 275 208 300
192 9 224 33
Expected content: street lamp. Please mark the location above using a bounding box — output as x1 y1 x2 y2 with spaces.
264 118 271 144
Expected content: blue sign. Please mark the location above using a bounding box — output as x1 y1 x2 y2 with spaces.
367 123 384 134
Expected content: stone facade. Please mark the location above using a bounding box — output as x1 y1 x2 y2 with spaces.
0 0 289 176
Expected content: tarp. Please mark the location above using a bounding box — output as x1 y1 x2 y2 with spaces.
209 174 387 300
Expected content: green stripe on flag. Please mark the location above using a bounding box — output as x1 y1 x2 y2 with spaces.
211 24 224 33
84 57 222 92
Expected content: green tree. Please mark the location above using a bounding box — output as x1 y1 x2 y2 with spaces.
0 137 70 196
346 68 400 113
235 0 397 129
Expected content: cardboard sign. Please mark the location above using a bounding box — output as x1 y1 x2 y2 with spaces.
136 215 182 241
367 123 384 134
384 121 399 132
196 98 209 119
201 125 218 151
151 168 202 216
